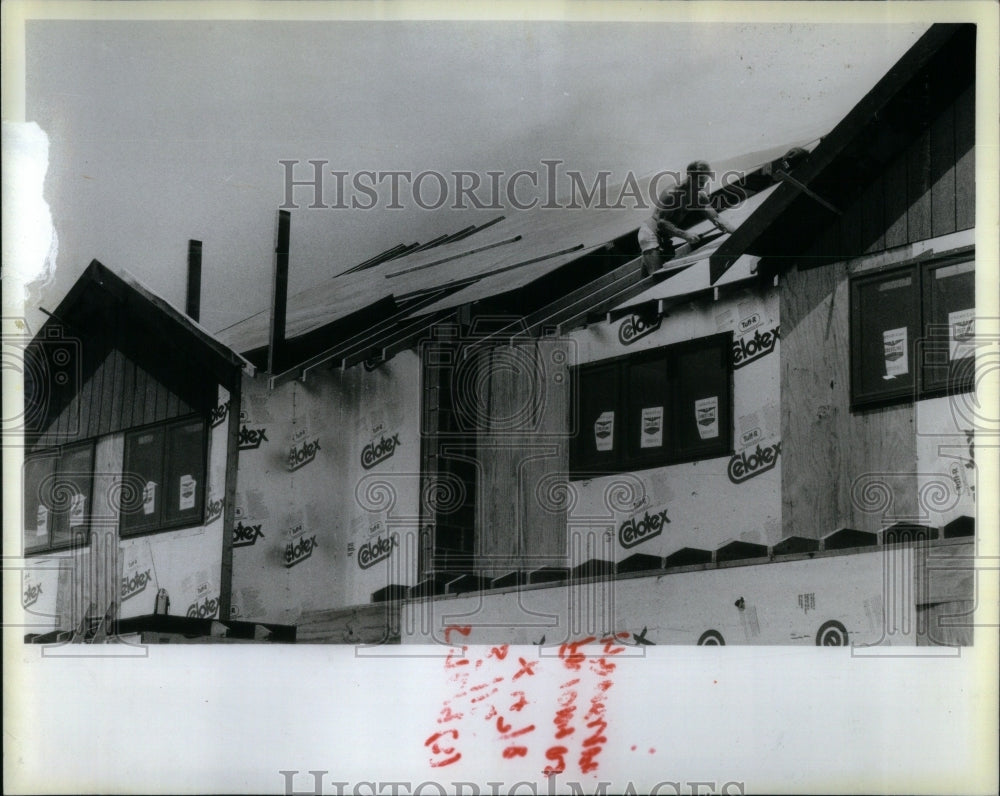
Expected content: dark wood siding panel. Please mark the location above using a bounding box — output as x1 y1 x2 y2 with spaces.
119 355 136 430
953 84 975 231
164 387 180 419
861 174 886 254
97 346 115 436
143 365 160 425
838 194 863 258
88 346 109 438
780 263 917 538
930 102 957 238
883 154 909 249
131 365 148 428
906 128 932 242
107 348 125 433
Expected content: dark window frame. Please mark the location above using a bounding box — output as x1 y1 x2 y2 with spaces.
23 440 96 555
850 250 975 411
120 414 209 538
569 332 734 478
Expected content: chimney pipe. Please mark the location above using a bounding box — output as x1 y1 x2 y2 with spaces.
268 210 291 374
186 240 202 322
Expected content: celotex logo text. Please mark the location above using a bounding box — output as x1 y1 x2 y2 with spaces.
232 520 265 548
238 424 268 450
619 507 670 549
361 433 401 470
121 568 153 602
210 399 231 429
285 533 318 568
727 441 782 484
732 325 779 369
205 497 225 524
22 582 43 608
618 313 662 346
288 436 322 471
357 533 399 569
186 594 220 619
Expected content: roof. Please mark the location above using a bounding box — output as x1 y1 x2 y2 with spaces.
709 22 975 282
37 260 255 379
217 138 822 365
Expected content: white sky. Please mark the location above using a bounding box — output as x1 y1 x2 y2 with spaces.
23 19 928 334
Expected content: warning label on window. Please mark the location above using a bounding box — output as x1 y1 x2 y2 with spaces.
695 396 719 440
949 308 975 360
143 481 158 515
883 327 909 379
640 406 663 448
69 493 86 527
179 474 196 511
594 411 614 451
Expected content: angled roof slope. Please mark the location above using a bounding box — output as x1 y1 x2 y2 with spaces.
216 139 819 359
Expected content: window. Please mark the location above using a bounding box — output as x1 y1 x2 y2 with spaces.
121 416 207 536
850 252 975 409
570 333 733 476
23 442 95 554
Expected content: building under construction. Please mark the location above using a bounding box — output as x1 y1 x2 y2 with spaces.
19 24 978 647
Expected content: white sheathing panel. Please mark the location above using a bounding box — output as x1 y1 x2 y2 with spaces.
229 351 422 624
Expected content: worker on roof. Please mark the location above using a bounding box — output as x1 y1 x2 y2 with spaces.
638 160 737 277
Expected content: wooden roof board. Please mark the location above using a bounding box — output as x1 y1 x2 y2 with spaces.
217 142 819 355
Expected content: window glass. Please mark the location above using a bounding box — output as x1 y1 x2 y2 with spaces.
570 333 733 475
164 419 205 524
923 259 975 392
571 363 620 471
625 355 669 462
22 444 94 553
23 455 56 552
852 271 919 404
671 340 731 459
51 444 94 548
851 255 975 408
121 426 165 533
121 417 207 536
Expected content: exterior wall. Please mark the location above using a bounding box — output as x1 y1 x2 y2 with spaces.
229 350 422 624
780 230 977 537
401 542 973 646
779 78 975 538
22 384 231 632
564 282 782 566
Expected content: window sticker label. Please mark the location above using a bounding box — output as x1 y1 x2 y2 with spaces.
36 505 48 536
143 481 158 515
882 327 909 379
949 308 975 360
695 396 719 440
179 474 196 511
640 406 663 448
594 411 614 452
68 492 86 527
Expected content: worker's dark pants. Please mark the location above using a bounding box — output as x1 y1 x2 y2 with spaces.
641 244 675 277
